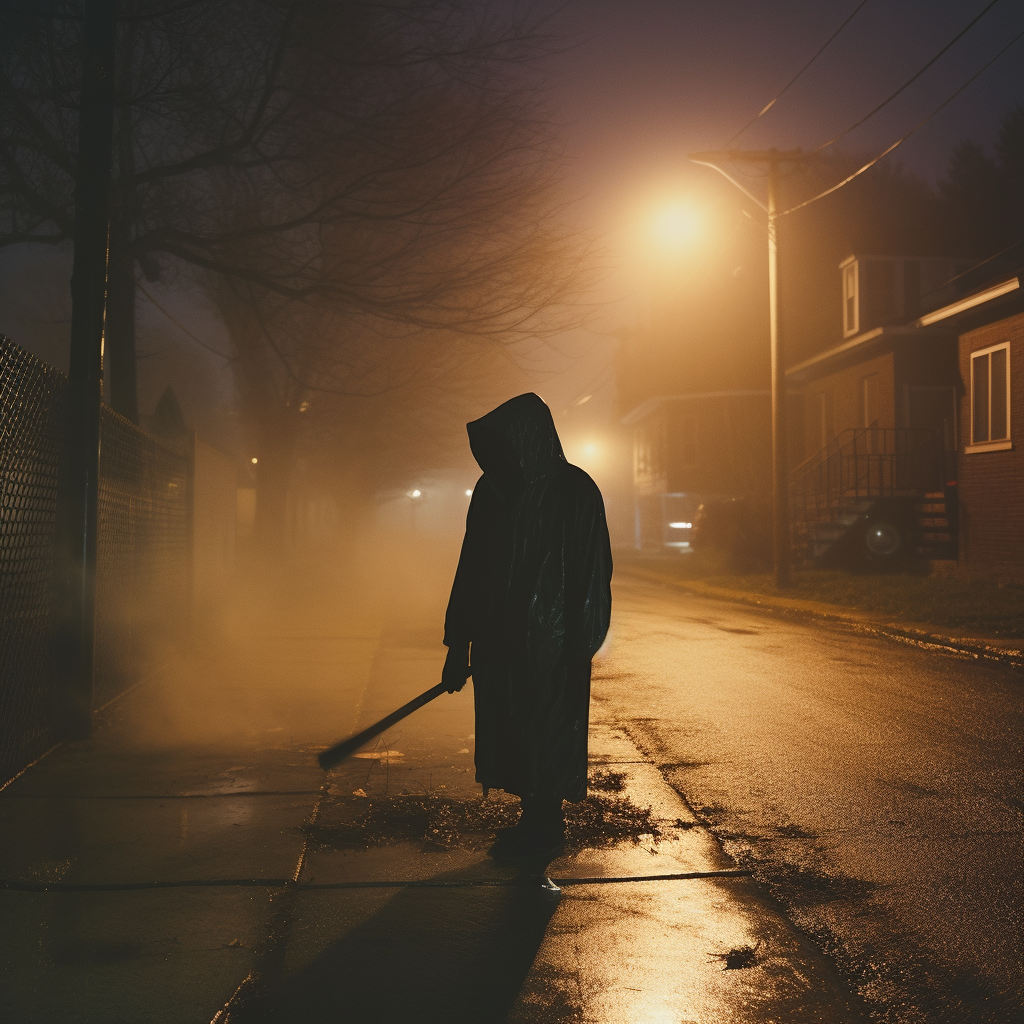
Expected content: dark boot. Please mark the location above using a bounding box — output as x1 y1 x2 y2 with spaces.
487 811 528 855
490 794 565 862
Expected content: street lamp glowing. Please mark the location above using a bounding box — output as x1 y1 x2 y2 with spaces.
653 201 700 250
410 489 421 498
250 457 258 464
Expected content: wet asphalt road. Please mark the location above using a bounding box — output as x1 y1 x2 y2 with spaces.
599 571 1023 1024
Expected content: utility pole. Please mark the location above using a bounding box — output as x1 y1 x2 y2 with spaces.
689 148 806 590
58 0 117 737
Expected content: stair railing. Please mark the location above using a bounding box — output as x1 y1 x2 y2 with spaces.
791 428 947 532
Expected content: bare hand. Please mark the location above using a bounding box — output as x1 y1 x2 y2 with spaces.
442 644 471 693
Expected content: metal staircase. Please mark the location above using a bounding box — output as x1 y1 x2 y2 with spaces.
791 428 956 566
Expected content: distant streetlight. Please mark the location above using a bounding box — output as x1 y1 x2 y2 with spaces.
407 488 422 531
688 148 808 590
251 457 258 464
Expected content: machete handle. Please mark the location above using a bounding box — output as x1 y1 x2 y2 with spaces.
317 680 451 771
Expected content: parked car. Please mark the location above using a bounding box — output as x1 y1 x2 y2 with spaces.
691 496 773 573
818 495 923 572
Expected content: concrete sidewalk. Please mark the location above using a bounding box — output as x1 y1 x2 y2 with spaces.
0 589 382 1023
2 577 872 1023
622 560 1024 670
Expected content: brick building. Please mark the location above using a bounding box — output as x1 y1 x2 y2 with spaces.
955 309 1023 581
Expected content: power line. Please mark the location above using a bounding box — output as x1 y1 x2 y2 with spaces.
922 238 1024 302
724 0 872 148
813 0 1003 153
684 0 871 205
783 25 1024 216
136 280 235 362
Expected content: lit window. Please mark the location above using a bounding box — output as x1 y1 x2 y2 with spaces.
842 261 859 337
971 343 1010 445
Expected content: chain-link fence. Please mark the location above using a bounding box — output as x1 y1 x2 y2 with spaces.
2 335 192 783
1 336 68 785
94 406 190 707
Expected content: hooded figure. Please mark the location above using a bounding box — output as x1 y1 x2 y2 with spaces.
442 393 612 856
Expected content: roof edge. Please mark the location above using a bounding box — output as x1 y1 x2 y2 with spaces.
785 324 955 379
913 276 1020 327
621 390 770 425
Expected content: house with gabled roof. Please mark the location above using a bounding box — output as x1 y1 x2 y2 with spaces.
787 252 1023 577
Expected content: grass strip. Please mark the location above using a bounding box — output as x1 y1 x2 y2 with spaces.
641 561 1024 637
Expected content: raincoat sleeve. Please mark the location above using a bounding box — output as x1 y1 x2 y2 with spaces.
443 479 493 647
568 477 613 660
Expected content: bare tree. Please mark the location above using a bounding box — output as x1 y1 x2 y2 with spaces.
210 268 535 554
1 0 586 419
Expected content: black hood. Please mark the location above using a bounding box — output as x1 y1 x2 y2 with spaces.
467 394 566 490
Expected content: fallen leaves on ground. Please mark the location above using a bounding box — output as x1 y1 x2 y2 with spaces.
303 793 662 851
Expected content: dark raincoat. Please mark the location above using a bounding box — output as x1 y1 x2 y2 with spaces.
444 393 613 804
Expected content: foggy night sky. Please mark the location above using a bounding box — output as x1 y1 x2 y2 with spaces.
547 0 1023 198
534 0 1024 417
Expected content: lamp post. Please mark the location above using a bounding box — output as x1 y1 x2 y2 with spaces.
688 148 807 589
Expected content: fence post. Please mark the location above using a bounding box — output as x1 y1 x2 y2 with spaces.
56 0 117 738
185 430 196 628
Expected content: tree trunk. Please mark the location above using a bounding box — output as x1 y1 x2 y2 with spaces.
105 208 137 422
58 0 117 737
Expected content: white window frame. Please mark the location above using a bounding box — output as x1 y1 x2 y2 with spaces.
966 341 1012 453
842 260 859 337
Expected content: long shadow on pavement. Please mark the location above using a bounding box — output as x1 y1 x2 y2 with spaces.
231 867 559 1024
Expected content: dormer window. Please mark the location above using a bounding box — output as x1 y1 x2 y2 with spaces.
842 260 858 337
840 254 969 338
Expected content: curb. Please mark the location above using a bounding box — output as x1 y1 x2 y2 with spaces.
621 566 1024 672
